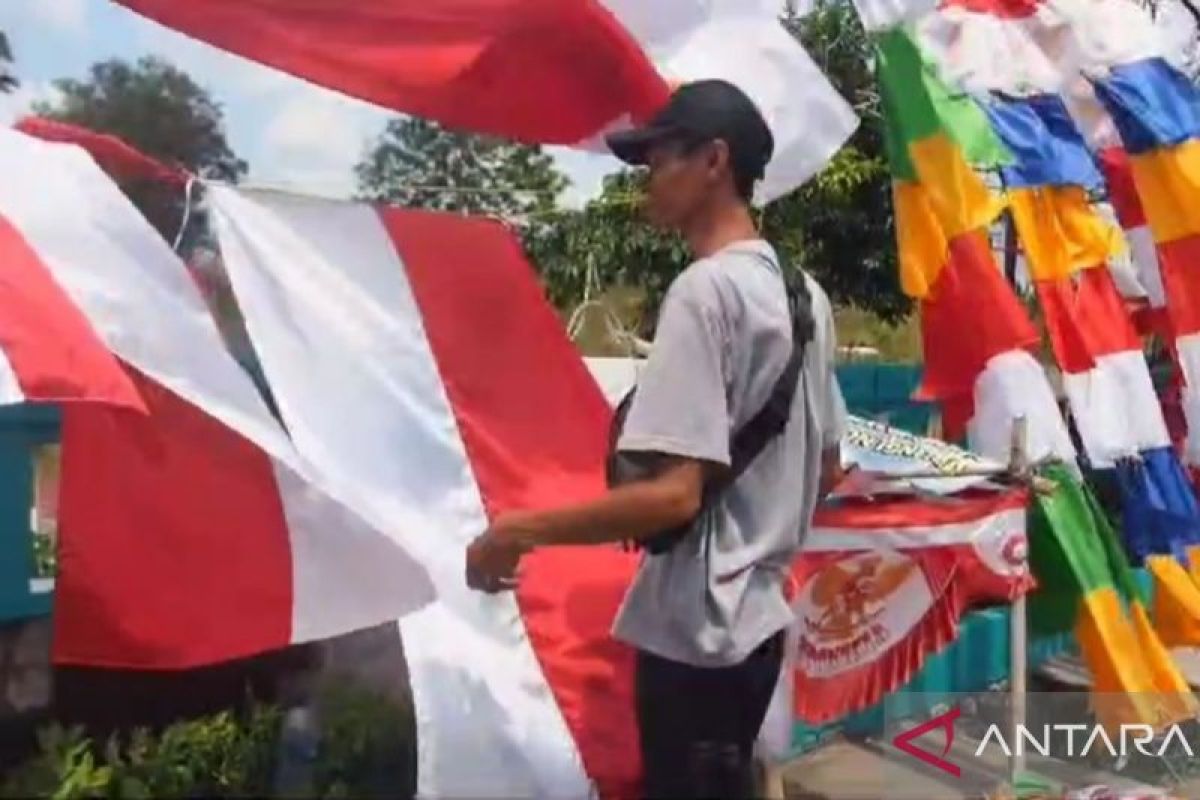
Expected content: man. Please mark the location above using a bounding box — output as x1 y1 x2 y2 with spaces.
466 79 847 798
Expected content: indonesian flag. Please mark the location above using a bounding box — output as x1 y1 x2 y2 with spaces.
113 0 857 202
206 186 640 797
0 128 434 666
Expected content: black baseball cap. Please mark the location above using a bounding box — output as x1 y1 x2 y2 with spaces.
606 79 774 182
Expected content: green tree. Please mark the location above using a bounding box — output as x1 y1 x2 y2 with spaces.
34 56 246 240
355 117 567 220
528 1 910 327
0 32 17 93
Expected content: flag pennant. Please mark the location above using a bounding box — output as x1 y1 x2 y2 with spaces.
877 29 1073 464
0 128 434 668
1030 464 1198 729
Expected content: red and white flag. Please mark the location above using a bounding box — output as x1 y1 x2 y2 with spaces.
0 128 434 667
114 0 856 202
208 186 641 797
793 488 1031 722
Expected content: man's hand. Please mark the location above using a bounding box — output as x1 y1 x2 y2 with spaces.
465 513 532 594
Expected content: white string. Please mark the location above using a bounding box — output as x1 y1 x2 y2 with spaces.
172 176 196 252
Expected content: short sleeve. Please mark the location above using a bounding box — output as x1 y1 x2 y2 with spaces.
812 280 847 450
618 273 731 466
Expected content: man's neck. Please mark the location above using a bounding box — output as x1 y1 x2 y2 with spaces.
683 202 759 260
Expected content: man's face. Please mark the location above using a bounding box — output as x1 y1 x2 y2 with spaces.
640 138 722 231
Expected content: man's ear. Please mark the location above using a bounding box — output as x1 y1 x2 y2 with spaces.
707 139 731 179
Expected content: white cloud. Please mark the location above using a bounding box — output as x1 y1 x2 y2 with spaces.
130 15 296 98
0 81 62 126
257 89 388 198
29 0 87 35
549 147 622 209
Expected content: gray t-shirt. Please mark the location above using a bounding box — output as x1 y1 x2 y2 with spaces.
611 239 845 667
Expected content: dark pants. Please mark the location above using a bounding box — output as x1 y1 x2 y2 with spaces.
635 632 785 800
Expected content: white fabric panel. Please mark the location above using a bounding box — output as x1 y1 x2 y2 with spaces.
207 187 590 800
0 350 23 405
0 130 433 640
1095 203 1148 300
851 0 936 32
1173 333 1200 466
583 356 644 405
1126 224 1167 308
599 0 858 204
1061 350 1171 469
968 350 1077 467
806 508 1027 552
918 8 1074 96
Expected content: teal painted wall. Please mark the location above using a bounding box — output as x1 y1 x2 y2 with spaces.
835 363 930 435
0 404 59 621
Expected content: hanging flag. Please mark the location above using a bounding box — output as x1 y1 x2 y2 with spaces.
15 116 187 187
599 0 859 202
877 28 1074 465
114 0 855 202
207 186 637 798
1030 464 1198 729
986 94 1170 469
0 129 434 667
1090 58 1200 473
794 487 1032 723
113 0 670 146
0 211 142 409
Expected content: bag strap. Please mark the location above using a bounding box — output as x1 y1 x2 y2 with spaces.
710 250 814 492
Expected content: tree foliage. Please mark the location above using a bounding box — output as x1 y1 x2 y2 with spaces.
0 32 16 93
355 117 567 220
34 57 246 241
528 2 909 325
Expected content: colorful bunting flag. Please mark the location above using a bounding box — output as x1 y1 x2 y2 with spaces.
877 28 1074 465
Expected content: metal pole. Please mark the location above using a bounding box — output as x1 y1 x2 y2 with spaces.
1008 417 1029 785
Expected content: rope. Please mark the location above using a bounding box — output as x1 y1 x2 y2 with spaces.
172 176 197 252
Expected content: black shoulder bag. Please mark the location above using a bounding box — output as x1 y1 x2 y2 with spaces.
605 253 816 554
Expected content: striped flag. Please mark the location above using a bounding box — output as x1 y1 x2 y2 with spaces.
0 128 434 667
0 211 142 409
113 0 856 203
207 187 639 797
985 94 1170 468
1031 464 1198 728
877 28 1075 464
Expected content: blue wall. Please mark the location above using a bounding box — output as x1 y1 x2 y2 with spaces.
0 404 59 621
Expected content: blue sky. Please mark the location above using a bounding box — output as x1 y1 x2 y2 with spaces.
0 0 619 205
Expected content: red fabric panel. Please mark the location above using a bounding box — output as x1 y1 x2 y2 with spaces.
379 209 641 798
0 213 142 408
1035 266 1142 374
114 0 670 145
813 487 1028 529
1158 234 1200 337
15 117 187 186
1098 146 1148 229
54 368 293 668
940 0 1040 18
918 230 1039 402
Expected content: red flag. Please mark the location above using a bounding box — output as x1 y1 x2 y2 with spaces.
113 0 671 144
